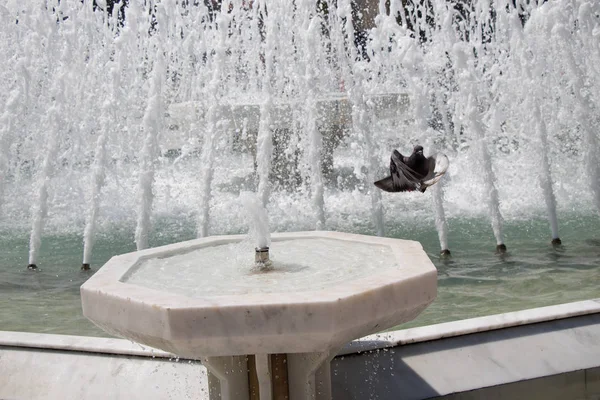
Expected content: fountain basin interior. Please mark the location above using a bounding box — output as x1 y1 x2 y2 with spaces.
126 237 398 295
81 231 437 358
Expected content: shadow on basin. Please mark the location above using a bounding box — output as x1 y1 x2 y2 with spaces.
331 313 600 400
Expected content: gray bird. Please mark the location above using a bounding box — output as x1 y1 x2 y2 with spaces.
374 145 445 193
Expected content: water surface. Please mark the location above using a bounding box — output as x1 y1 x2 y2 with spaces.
1 214 598 337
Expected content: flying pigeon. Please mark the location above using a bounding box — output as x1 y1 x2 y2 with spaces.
374 145 448 193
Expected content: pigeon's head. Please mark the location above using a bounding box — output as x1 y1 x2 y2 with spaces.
413 145 424 155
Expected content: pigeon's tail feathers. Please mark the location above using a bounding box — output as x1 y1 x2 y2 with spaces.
374 176 396 192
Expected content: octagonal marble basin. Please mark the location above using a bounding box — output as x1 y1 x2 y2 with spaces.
81 231 437 358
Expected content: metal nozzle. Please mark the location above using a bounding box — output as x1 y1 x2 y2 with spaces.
255 247 270 262
496 244 507 254
255 247 272 269
440 249 451 257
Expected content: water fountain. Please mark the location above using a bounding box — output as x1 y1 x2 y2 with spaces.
80 190 437 399
241 192 272 269
1 0 599 374
1 0 598 269
81 228 437 399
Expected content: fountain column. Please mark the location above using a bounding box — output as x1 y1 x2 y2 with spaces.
27 69 67 270
135 48 164 250
335 0 385 236
197 9 230 237
429 88 453 256
288 350 340 400
533 103 561 245
299 0 326 230
553 23 600 216
518 11 561 245
82 61 119 269
203 350 339 400
474 118 506 254
353 86 385 237
0 89 19 214
255 1 275 209
452 41 507 254
430 120 451 256
0 54 30 214
203 356 250 400
432 180 450 256
19 3 65 270
241 191 272 271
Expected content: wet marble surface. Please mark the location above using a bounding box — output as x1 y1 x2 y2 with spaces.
332 311 600 399
80 231 437 358
2 301 599 399
339 297 600 355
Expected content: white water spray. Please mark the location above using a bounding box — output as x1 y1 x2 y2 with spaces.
432 181 449 254
135 49 164 250
1 0 599 270
197 9 229 237
300 1 326 230
519 12 560 244
534 103 560 242
336 0 385 236
28 76 66 268
0 90 19 213
255 2 275 209
477 125 505 249
552 21 600 215
82 61 119 267
241 192 271 250
452 37 506 251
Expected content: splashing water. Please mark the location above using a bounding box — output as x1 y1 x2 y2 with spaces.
431 181 449 253
0 0 599 266
240 192 271 250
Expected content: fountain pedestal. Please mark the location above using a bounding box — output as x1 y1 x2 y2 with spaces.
81 232 437 399
203 351 339 400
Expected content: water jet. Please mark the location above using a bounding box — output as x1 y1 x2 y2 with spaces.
3 0 597 265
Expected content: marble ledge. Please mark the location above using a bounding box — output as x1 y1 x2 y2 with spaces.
2 298 599 360
338 297 600 356
0 331 174 359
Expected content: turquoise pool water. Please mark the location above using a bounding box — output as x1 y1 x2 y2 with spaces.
0 214 598 337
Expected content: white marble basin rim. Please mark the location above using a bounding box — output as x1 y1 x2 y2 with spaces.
81 231 437 358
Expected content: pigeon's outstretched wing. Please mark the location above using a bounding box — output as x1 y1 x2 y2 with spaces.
420 153 449 191
374 150 420 192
